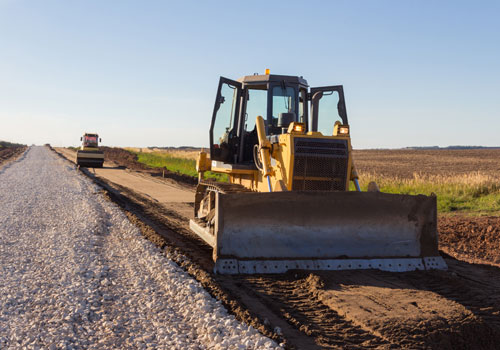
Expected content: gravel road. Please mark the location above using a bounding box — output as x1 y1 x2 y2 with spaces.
0 146 281 350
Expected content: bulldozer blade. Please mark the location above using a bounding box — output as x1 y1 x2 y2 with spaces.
189 191 447 274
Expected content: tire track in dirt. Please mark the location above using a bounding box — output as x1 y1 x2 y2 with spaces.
311 262 500 349
412 258 500 330
231 274 393 349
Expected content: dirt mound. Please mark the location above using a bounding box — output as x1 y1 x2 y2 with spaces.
439 215 500 266
101 147 197 187
101 147 150 170
0 146 26 166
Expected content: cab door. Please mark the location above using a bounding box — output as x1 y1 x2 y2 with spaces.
210 77 243 163
309 85 348 135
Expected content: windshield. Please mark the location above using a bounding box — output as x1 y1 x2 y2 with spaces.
83 135 98 147
271 85 297 133
272 86 296 117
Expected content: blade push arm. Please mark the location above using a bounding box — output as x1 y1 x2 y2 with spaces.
256 116 273 192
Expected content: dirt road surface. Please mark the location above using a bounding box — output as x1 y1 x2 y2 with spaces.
54 147 500 349
0 146 281 349
57 147 193 219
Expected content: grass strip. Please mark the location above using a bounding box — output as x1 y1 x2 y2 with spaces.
356 172 500 215
134 152 228 182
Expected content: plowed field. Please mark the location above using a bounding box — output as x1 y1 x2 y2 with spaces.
353 148 500 178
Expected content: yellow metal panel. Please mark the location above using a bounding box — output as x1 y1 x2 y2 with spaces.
211 166 258 175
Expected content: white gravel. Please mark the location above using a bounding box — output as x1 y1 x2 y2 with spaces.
0 146 282 350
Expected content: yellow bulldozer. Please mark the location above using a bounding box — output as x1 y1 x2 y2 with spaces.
76 133 104 168
190 71 446 274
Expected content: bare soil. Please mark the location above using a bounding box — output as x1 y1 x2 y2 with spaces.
51 146 500 349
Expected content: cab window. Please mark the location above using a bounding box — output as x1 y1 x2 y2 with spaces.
270 86 296 134
244 88 267 133
213 83 238 147
272 86 296 117
317 90 343 136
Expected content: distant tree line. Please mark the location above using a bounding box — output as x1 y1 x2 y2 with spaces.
0 140 25 148
405 145 500 150
148 146 201 150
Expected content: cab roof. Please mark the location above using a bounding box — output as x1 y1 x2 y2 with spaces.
237 74 308 88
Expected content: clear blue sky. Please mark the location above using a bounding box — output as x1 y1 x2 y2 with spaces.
1 0 499 148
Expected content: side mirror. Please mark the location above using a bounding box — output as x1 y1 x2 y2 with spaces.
99 138 102 142
80 137 82 141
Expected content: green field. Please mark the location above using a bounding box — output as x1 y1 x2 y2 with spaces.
134 152 228 182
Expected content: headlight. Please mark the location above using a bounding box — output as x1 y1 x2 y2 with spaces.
288 122 306 134
293 124 304 132
338 126 349 135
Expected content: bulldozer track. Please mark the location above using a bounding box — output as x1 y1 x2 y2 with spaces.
51 147 500 349
199 179 253 193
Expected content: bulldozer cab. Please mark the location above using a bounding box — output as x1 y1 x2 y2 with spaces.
210 74 348 165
